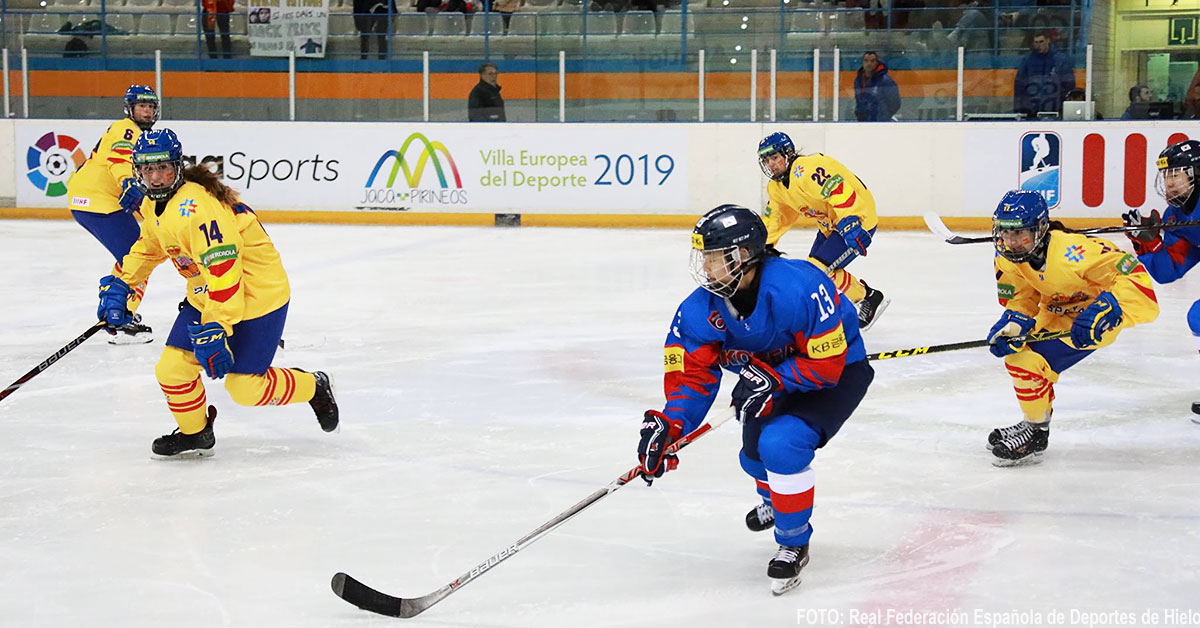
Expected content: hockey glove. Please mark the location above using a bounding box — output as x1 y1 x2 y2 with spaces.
117 178 145 214
97 275 133 330
836 216 872 257
638 410 683 485
189 322 235 379
987 310 1035 358
1071 292 1122 348
731 357 783 423
1121 209 1163 255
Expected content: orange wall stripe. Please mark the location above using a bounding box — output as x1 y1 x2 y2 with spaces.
27 68 1083 101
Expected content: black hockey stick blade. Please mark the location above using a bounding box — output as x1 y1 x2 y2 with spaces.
332 572 425 618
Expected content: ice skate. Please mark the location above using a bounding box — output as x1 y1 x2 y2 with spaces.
991 422 1048 467
987 420 1031 451
1191 402 1200 425
108 313 153 345
298 369 339 432
746 502 775 532
767 545 809 596
856 283 890 331
152 405 216 459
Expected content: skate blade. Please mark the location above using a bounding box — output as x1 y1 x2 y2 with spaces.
151 448 215 461
771 576 802 596
991 452 1043 467
108 333 154 345
1192 416 1200 426
859 296 892 332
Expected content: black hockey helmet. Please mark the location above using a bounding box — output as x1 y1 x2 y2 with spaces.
689 204 768 297
1156 139 1199 208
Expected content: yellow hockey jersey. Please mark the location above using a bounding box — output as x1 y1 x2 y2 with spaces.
116 181 290 334
763 153 878 246
996 230 1159 342
66 118 142 215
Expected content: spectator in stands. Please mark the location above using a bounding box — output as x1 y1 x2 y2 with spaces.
1120 84 1152 120
1185 68 1200 119
854 51 901 122
202 0 234 59
946 0 988 49
491 0 519 34
354 0 396 60
1013 31 1074 118
1180 85 1199 120
468 62 506 122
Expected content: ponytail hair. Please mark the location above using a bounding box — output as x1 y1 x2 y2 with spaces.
181 165 240 207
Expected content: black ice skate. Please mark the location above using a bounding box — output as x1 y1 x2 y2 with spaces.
987 420 1032 451
309 370 339 432
767 544 809 596
746 502 775 532
152 405 216 459
990 421 1048 467
108 313 153 345
1191 402 1200 425
856 283 890 331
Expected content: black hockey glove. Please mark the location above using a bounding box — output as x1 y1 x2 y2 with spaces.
1121 208 1163 255
731 357 783 424
638 410 683 485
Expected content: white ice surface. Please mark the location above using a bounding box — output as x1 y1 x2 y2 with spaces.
1 220 1198 627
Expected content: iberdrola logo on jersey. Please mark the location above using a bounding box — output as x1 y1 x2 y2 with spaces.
26 132 86 197
360 132 467 209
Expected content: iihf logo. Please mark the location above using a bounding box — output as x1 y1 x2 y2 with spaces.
1018 131 1062 209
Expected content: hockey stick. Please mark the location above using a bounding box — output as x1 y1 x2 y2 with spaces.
0 322 107 403
866 329 1071 361
923 211 1200 245
331 409 737 619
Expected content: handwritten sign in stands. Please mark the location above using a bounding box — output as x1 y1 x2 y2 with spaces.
248 0 329 58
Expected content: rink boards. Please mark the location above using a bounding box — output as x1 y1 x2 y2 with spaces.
4 119 1197 226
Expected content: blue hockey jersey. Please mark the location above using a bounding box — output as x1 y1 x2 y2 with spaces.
1135 203 1200 284
660 256 866 434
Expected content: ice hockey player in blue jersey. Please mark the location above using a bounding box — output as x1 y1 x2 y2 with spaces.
635 204 874 595
1121 139 1200 422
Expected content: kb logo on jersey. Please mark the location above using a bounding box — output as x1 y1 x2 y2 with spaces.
1018 131 1062 209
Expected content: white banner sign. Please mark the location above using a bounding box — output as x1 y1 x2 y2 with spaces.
963 125 1195 217
248 0 329 59
15 122 690 213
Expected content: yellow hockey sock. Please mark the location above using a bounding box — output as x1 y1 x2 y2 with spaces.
225 367 317 407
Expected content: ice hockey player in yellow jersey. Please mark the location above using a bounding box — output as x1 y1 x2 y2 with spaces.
67 85 160 345
757 132 889 330
985 191 1158 466
96 128 340 458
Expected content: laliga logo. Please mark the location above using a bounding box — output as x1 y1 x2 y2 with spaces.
26 132 86 197
361 132 468 208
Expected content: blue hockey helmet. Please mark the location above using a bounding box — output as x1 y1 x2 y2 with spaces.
1156 139 1199 208
689 204 768 297
123 84 160 130
758 132 796 181
132 128 184 201
992 190 1050 264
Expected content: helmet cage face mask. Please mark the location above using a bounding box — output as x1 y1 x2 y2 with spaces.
993 216 1049 263
134 157 182 201
757 134 796 181
1156 164 1195 208
690 243 748 298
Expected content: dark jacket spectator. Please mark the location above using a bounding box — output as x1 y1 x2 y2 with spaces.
1013 32 1074 116
853 52 901 121
1121 84 1152 120
468 63 506 121
202 0 234 59
1185 68 1200 119
353 0 397 60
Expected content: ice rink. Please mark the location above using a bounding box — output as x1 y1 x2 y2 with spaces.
2 219 1198 628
